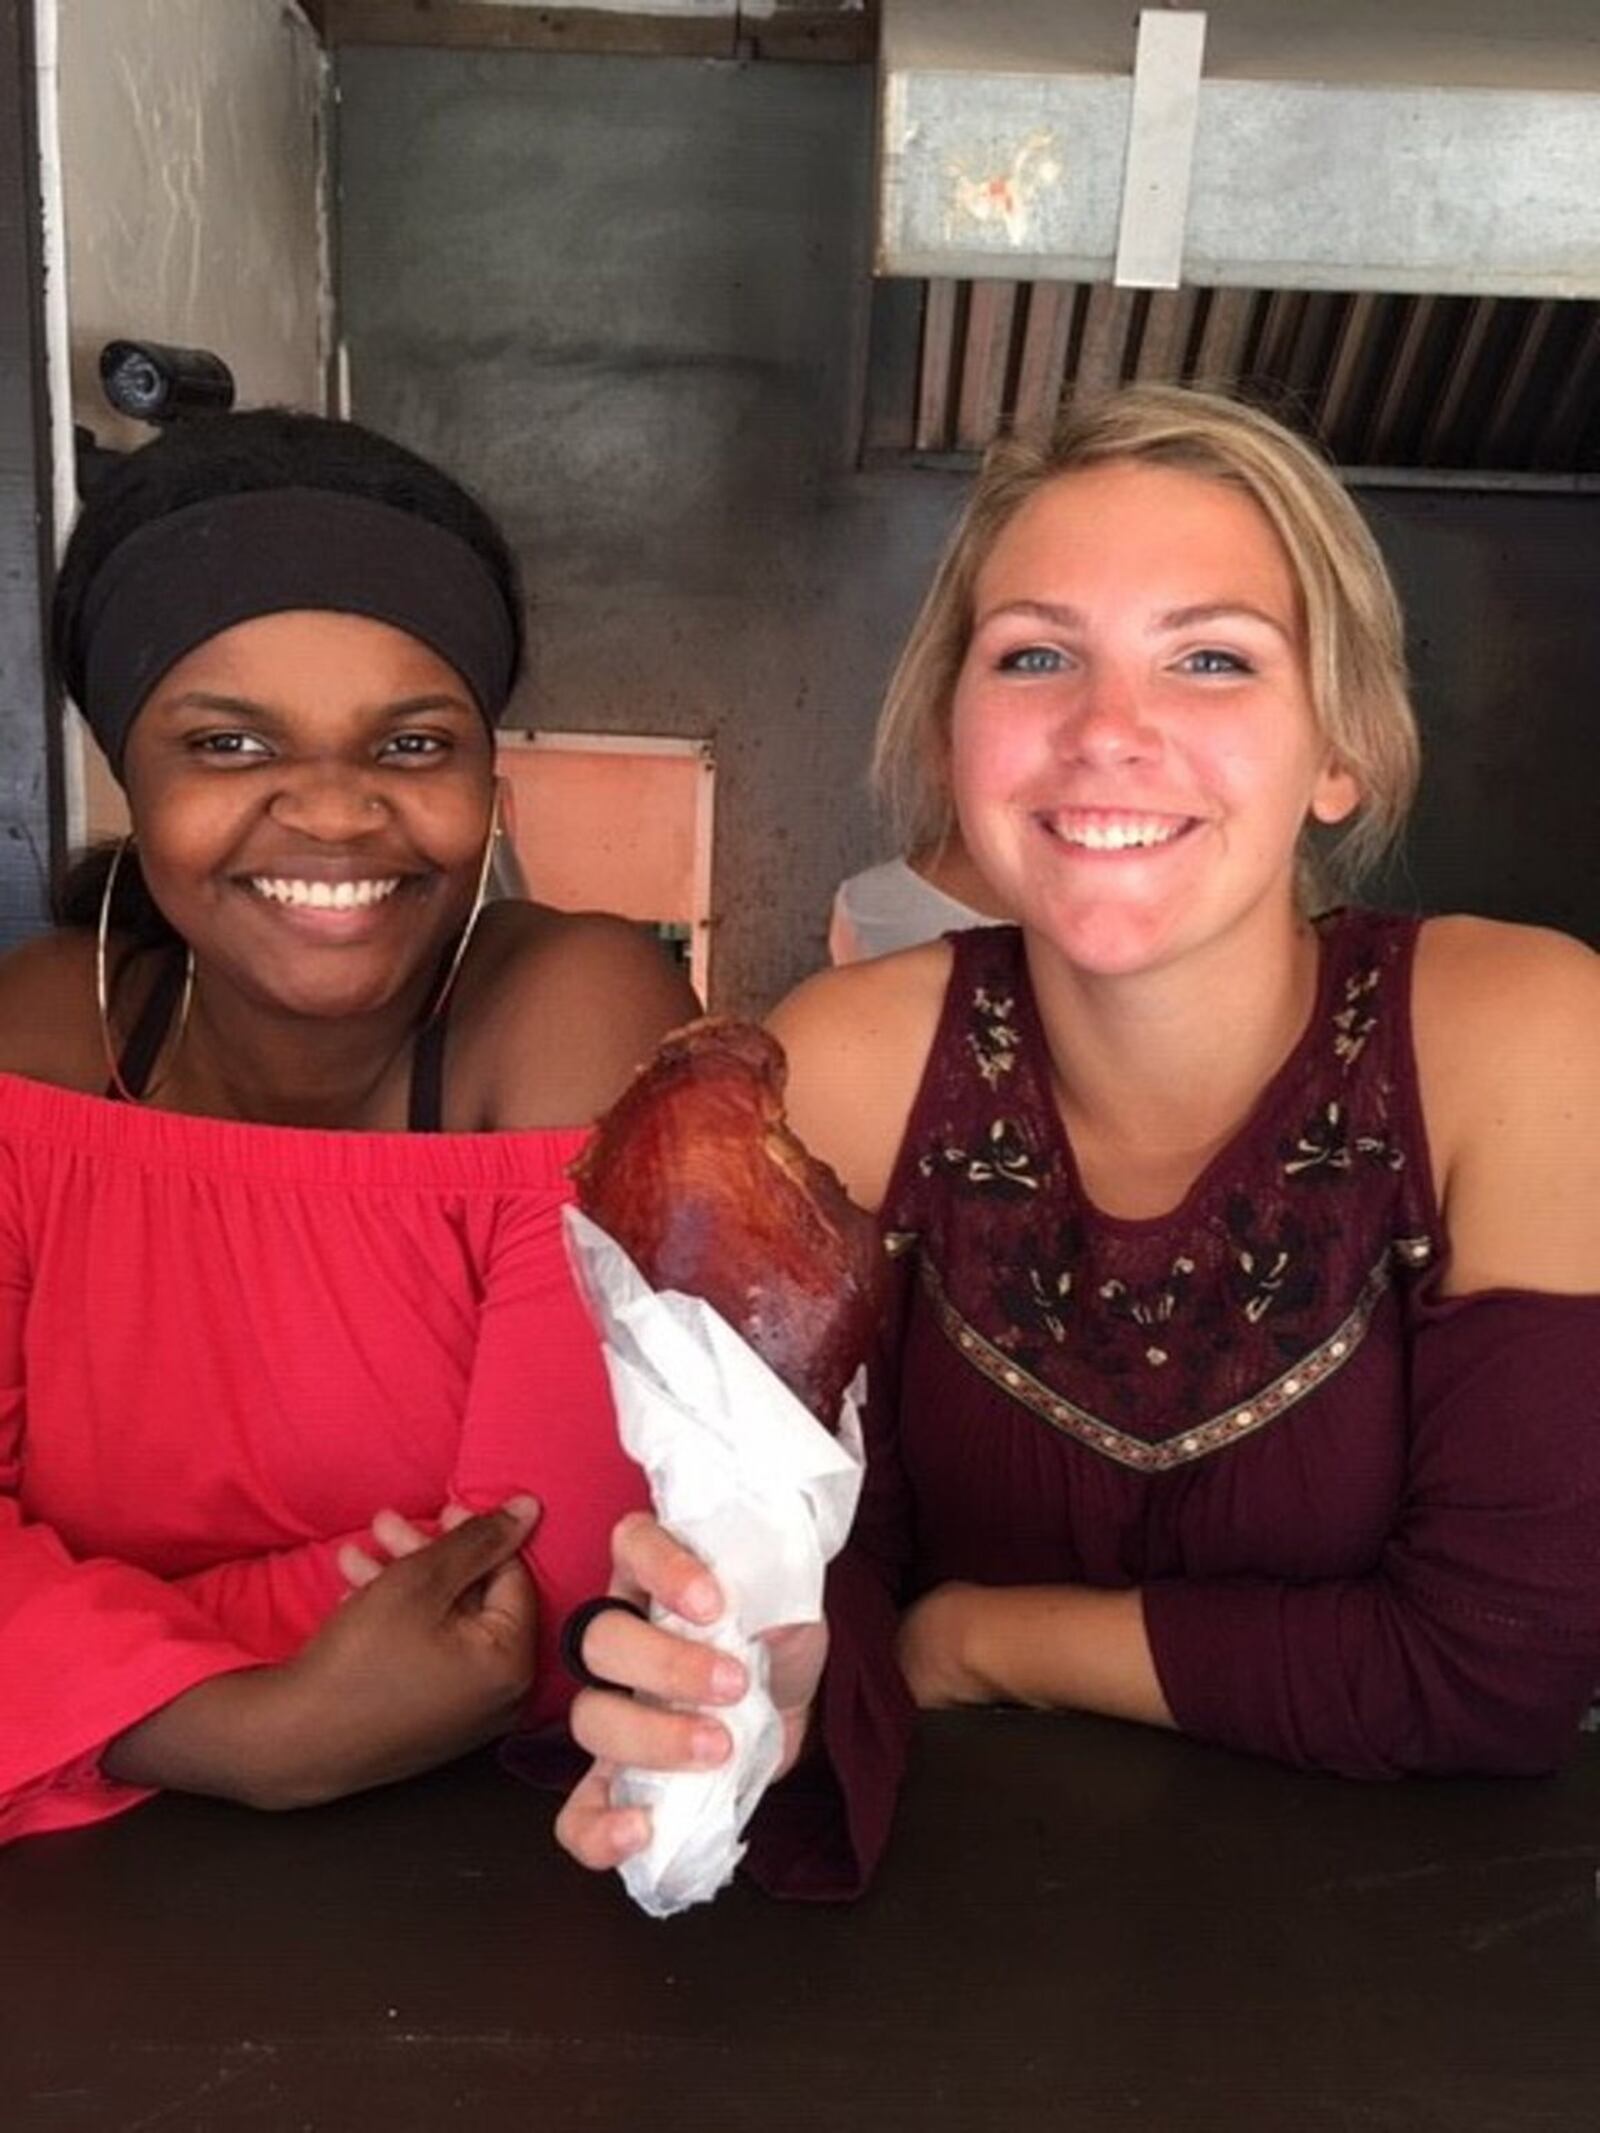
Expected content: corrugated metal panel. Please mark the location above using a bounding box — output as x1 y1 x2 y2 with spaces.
899 279 1600 474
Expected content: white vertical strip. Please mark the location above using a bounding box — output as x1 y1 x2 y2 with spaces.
1113 10 1207 292
31 0 86 850
689 743 715 1008
311 32 336 417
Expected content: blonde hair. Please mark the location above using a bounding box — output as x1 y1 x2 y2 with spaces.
872 385 1418 901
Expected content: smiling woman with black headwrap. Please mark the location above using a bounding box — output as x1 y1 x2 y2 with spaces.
0 410 696 1842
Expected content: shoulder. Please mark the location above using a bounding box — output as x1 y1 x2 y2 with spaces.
1412 915 1598 1104
454 901 699 1129
1412 915 1599 1294
0 929 106 1089
767 938 953 1211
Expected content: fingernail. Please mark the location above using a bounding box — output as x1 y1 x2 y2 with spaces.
684 1575 721 1623
614 1811 649 1857
709 1657 746 1702
690 1723 730 1766
503 1494 540 1526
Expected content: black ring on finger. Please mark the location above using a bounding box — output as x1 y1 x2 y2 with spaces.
559 1594 650 1693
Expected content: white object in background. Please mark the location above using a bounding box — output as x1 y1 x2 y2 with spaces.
1114 10 1208 290
828 856 993 964
562 1209 865 1919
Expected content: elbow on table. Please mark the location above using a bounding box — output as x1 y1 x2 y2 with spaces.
1419 1696 1595 1781
1339 1661 1600 1783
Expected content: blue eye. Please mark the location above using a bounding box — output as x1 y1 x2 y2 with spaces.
1179 648 1252 676
997 645 1065 675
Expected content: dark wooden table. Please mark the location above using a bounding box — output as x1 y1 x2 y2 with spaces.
4 1712 1599 2131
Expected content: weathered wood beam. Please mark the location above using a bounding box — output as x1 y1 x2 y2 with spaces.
316 2 876 61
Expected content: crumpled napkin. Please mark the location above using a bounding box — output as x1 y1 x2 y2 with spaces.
563 1207 865 1918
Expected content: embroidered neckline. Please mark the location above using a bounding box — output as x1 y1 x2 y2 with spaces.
886 911 1439 1471
918 1246 1403 1471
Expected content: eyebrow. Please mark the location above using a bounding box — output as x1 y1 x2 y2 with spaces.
154 690 477 723
974 597 1295 643
1155 602 1295 642
973 599 1086 632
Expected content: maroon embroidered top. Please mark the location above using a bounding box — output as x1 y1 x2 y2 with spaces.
858 909 1600 1778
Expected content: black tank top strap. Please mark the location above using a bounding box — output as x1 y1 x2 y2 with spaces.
407 998 450 1133
106 947 189 1103
111 945 458 1126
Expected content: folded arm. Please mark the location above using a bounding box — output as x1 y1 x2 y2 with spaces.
902 924 1600 1776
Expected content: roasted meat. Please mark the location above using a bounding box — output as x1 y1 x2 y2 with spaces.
572 1018 883 1423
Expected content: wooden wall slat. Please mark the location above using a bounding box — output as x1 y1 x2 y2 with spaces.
1012 283 1075 436
1133 287 1196 382
1417 297 1495 466
955 281 1016 451
1074 283 1137 398
1477 300 1557 466
1189 287 1256 391
914 278 959 453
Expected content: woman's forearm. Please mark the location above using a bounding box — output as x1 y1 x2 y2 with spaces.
100 1665 313 1809
897 1581 1174 1727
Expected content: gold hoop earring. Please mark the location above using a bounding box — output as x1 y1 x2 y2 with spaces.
426 781 504 1024
97 836 195 1104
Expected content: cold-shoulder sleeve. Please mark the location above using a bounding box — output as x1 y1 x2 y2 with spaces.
0 1146 263 1844
741 1256 917 1898
1143 1286 1600 1778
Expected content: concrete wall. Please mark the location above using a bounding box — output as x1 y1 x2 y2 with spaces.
50 0 328 837
1361 486 1600 944
337 49 1600 1012
338 50 948 1011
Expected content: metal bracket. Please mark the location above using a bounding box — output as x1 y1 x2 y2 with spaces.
1114 9 1207 291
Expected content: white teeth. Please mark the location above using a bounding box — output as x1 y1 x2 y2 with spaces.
249 876 402 909
1054 817 1184 852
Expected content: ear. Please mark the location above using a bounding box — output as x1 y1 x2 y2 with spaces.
1309 759 1360 826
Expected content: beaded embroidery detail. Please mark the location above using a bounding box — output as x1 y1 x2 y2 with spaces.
920 1245 1406 1471
887 914 1439 1469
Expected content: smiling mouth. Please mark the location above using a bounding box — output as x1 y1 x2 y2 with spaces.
1041 813 1195 854
247 876 404 911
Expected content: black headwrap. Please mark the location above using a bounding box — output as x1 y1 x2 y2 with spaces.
72 487 520 780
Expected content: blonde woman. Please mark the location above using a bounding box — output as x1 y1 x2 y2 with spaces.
558 387 1600 1891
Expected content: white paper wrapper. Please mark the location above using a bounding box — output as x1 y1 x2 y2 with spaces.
563 1207 865 1918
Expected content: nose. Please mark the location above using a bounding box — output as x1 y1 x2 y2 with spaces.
1055 663 1159 769
266 761 386 841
